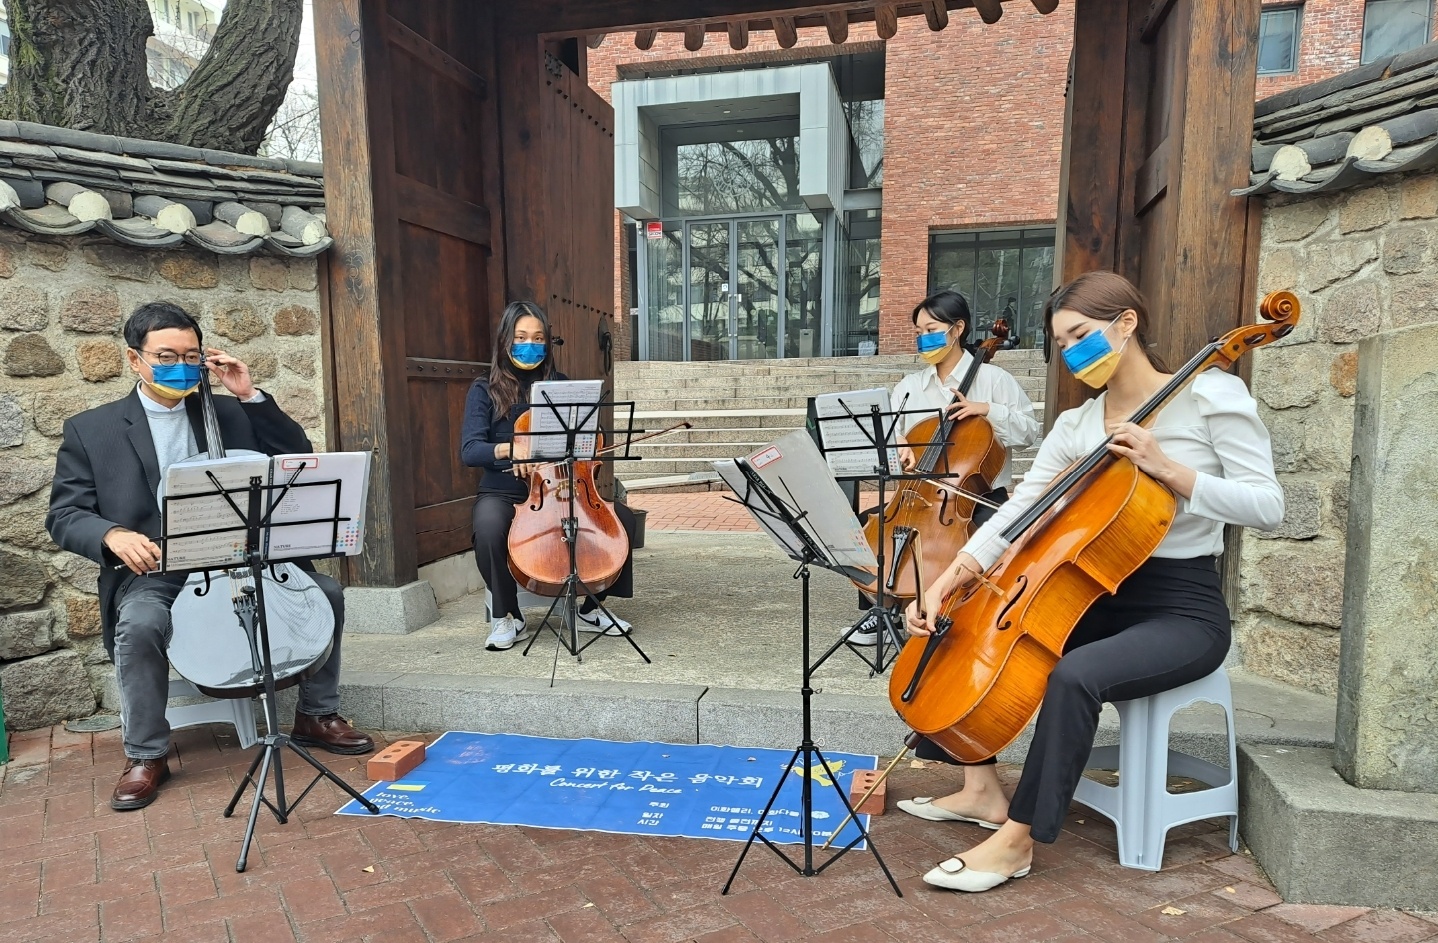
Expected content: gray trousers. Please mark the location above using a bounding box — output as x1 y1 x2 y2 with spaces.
114 572 346 760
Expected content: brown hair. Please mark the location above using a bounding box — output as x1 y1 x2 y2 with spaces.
1043 271 1168 372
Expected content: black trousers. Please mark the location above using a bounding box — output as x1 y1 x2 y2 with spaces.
471 490 637 619
974 555 1229 842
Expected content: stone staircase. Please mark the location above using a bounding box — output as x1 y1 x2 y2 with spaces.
614 349 1048 492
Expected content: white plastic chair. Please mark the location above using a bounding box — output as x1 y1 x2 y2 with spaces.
120 677 259 750
1073 666 1239 871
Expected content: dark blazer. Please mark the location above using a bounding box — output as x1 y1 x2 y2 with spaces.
46 387 313 655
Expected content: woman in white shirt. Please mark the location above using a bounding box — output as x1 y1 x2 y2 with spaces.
849 291 1040 647
901 271 1284 893
891 290 1041 499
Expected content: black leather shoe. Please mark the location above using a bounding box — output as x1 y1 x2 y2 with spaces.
111 758 171 811
291 713 375 755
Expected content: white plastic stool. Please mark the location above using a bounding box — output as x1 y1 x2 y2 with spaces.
122 678 259 750
483 587 555 620
1073 666 1239 871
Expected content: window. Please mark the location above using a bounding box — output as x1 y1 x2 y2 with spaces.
1258 7 1301 74
0 20 11 58
1362 0 1434 63
928 228 1056 351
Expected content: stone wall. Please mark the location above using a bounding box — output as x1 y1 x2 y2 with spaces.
1240 170 1438 694
0 231 326 731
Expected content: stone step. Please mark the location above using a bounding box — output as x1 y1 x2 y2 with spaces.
632 408 806 430
614 350 1047 380
618 375 1048 401
615 449 1039 482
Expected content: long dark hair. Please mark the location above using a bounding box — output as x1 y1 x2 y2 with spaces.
488 301 558 419
1042 271 1169 372
912 290 973 348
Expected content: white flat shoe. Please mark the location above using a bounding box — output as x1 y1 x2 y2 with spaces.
896 797 1003 829
922 857 1031 892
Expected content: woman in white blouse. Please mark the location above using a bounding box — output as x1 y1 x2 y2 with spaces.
848 290 1040 647
902 271 1284 893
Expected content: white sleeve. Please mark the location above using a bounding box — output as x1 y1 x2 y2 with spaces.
1184 371 1285 530
982 368 1041 451
961 408 1084 570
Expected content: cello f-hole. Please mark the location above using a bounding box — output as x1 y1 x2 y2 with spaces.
937 490 955 527
995 574 1028 631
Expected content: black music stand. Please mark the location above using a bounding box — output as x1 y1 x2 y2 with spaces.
516 391 650 672
807 398 944 676
159 460 379 872
717 457 901 898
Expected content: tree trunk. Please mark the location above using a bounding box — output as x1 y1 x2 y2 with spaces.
1 0 303 156
1 0 154 136
163 0 304 154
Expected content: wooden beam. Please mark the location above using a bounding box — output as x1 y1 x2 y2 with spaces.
684 23 706 50
825 10 849 43
314 0 417 587
384 13 486 100
772 15 798 47
634 28 657 49
875 3 899 39
1140 0 1181 41
586 32 606 48
922 0 951 30
727 19 750 48
393 175 493 248
1047 0 1134 426
1133 136 1171 216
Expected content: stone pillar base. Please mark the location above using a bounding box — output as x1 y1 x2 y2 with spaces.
1239 744 1438 909
344 581 439 635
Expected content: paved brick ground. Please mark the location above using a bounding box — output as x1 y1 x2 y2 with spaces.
629 492 758 533
4 723 1437 943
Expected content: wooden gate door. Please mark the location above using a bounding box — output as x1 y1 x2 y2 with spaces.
317 0 507 583
495 35 618 492
1049 0 1260 421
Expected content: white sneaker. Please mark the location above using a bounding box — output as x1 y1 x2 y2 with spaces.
577 609 631 635
485 616 529 651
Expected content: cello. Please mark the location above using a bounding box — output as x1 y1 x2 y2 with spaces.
857 321 1012 602
506 407 691 597
165 357 337 699
889 292 1300 763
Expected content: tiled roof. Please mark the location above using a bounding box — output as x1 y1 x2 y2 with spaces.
0 121 330 256
1235 40 1438 197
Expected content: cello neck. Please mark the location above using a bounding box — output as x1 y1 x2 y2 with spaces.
1000 294 1301 545
197 356 228 460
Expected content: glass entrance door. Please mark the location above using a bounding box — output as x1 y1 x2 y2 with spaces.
687 221 731 361
641 212 823 361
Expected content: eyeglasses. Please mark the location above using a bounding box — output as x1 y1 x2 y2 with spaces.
134 348 203 367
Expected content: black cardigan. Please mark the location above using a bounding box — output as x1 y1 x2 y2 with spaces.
460 373 569 499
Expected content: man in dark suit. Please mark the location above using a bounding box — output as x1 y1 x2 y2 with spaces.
47 301 373 811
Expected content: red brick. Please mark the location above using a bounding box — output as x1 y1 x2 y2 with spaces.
550 906 631 943
720 889 811 942
279 875 347 924
228 907 298 943
1268 904 1376 933
368 739 427 781
100 892 163 942
482 885 589 930
849 769 887 815
410 888 485 942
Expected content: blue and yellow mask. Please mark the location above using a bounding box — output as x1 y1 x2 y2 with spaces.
1061 320 1131 388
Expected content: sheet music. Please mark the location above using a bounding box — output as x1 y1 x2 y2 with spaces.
264 451 372 559
713 459 811 562
724 431 878 575
812 388 903 478
161 454 271 570
525 380 603 460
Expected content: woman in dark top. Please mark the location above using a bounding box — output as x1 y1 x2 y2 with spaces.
461 301 638 651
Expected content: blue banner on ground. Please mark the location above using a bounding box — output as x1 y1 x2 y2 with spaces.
337 732 877 847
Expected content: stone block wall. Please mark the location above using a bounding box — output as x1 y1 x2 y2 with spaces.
1239 171 1438 694
0 231 326 730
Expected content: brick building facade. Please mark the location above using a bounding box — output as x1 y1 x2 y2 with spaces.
588 1 1435 359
